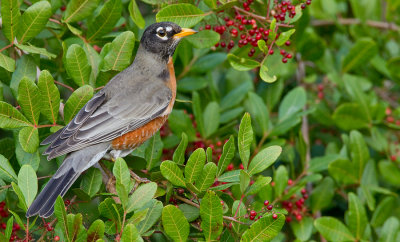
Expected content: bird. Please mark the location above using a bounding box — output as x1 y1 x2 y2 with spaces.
26 22 197 218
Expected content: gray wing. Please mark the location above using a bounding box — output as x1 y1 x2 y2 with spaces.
43 79 172 160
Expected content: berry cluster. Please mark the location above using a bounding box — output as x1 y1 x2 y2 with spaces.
281 188 309 223
242 200 279 222
385 107 400 125
0 202 22 241
317 83 324 100
271 0 311 23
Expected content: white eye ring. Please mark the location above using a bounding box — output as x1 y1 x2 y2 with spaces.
156 27 168 40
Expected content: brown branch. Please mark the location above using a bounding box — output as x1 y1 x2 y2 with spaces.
312 18 400 31
0 44 13 53
49 18 62 25
54 80 75 92
233 6 294 27
36 124 62 129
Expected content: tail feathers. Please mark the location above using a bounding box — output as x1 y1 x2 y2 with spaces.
26 168 81 218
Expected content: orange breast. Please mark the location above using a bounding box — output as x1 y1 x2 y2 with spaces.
111 115 168 150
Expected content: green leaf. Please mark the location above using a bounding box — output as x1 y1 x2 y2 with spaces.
328 159 358 185
185 30 220 48
276 29 296 46
1 0 21 42
290 216 313 241
160 160 186 187
64 85 94 123
238 113 253 169
18 77 40 125
98 198 120 227
227 54 260 71
185 148 206 184
127 208 148 225
342 38 378 72
66 44 91 87
10 55 37 97
145 132 163 171
246 176 272 195
231 200 246 234
332 103 370 130
350 130 369 181
200 191 223 241
245 92 269 135
0 53 16 72
204 0 217 8
274 165 288 197
126 182 157 213
15 43 56 59
259 61 277 83
80 168 102 197
239 170 250 194
192 92 205 137
87 0 122 41
5 217 13 241
129 0 145 29
257 40 268 53
8 210 25 231
379 217 399 242
172 133 188 165
103 31 135 71
162 205 190 242
347 193 368 240
195 163 217 192
0 101 31 129
156 4 205 28
216 136 235 176
248 146 281 176
136 199 162 234
241 214 285 242
121 224 143 242
17 1 52 43
378 161 400 187
178 204 199 222
371 197 396 227
218 170 240 183
310 177 334 213
314 217 355 242
38 70 60 123
55 196 70 240
0 155 17 182
203 102 220 138
113 158 131 192
64 0 100 23
87 219 105 242
18 126 38 153
12 182 27 211
278 86 306 122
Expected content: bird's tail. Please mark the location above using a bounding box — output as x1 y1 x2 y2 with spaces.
26 143 109 218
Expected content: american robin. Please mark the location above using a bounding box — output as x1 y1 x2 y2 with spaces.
26 22 197 218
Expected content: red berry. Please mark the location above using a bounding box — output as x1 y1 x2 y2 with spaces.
249 215 255 220
282 58 288 63
264 200 270 206
238 25 244 30
60 6 66 11
267 205 273 210
285 40 291 46
391 155 397 162
220 200 224 206
239 164 244 170
47 225 54 231
240 34 246 39
385 107 392 115
317 84 324 91
306 0 312 5
215 43 219 48
272 214 278 219
236 15 243 20
249 29 255 36
250 210 257 216
256 33 262 40
301 4 306 9
177 188 184 194
1 223 6 229
296 214 302 221
227 163 234 171
286 53 292 59
318 92 324 99
271 181 275 186
54 235 60 241
220 42 226 48
243 2 249 8
286 217 292 223
268 49 274 55
64 200 70 205
288 179 293 185
301 188 307 195
205 25 211 30
303 193 309 199
280 49 286 55
93 45 101 53
226 20 234 26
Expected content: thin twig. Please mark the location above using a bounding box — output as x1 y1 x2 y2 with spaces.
0 43 13 53
175 195 247 225
233 6 294 27
312 18 400 31
49 18 62 25
54 80 75 92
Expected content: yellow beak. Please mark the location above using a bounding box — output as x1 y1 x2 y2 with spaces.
173 28 197 39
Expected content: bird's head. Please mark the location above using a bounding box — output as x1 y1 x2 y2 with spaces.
140 22 197 61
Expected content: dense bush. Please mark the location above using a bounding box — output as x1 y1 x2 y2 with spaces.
0 0 399 241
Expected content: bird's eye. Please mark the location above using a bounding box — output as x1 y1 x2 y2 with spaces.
157 29 166 37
